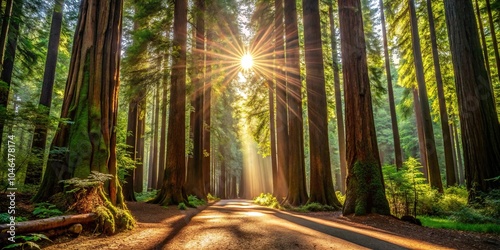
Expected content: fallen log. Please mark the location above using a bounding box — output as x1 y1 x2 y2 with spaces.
0 213 96 234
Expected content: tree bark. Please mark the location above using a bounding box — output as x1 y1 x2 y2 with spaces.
303 0 341 208
0 0 13 70
0 213 96 234
379 0 403 170
0 0 20 143
25 0 65 185
485 0 500 83
274 0 289 201
123 101 138 201
328 0 346 193
152 0 189 206
443 0 500 200
474 0 494 92
269 81 278 196
202 28 214 197
425 0 456 186
150 80 161 190
284 0 308 207
33 0 126 207
338 0 390 216
413 89 428 179
185 0 206 200
408 0 443 192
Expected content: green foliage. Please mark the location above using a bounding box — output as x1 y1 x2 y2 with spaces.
293 202 336 213
207 193 220 202
33 202 63 219
335 191 345 206
188 195 206 207
0 213 27 224
419 216 500 234
178 202 188 210
1 233 51 250
254 193 280 209
135 190 158 202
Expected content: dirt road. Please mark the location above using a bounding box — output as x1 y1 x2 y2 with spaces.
163 199 451 250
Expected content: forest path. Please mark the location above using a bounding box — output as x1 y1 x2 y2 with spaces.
162 199 449 250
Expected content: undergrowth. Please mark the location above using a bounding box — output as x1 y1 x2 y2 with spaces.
254 193 281 209
188 195 206 207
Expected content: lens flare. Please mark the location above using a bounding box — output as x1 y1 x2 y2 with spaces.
240 53 253 70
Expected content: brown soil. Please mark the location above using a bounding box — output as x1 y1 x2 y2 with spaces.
1 196 499 249
305 211 500 250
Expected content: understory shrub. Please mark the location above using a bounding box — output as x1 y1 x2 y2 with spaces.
188 195 206 207
254 193 280 209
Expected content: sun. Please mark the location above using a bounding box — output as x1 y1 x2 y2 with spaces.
240 53 253 70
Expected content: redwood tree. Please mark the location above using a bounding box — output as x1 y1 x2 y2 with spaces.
408 0 443 192
303 0 341 208
152 0 189 206
33 0 127 208
185 0 206 199
339 0 390 216
284 0 308 206
443 0 500 200
274 0 288 200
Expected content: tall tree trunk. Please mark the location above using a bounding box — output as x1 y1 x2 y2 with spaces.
284 0 308 207
328 0 346 193
150 80 160 190
202 28 214 197
185 0 206 200
219 149 226 199
25 0 65 185
123 102 138 201
274 0 288 201
157 53 168 190
269 81 278 196
485 0 500 83
338 0 390 216
449 122 459 184
426 0 456 186
413 89 428 179
303 0 341 208
475 0 494 92
33 0 126 207
452 121 465 185
0 0 13 70
379 0 403 170
134 97 146 193
0 0 20 143
443 0 500 200
152 0 189 206
408 0 443 193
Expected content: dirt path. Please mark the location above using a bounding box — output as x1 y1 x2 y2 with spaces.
163 199 453 250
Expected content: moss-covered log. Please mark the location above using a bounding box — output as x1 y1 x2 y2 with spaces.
0 214 96 235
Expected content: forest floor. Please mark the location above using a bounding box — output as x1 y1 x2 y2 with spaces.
1 195 499 249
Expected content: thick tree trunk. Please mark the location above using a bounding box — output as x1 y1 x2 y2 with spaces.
152 0 188 206
33 0 125 207
409 0 443 192
284 0 308 207
185 0 206 200
443 0 500 200
379 0 403 170
25 0 65 185
274 0 289 201
426 0 456 186
328 0 346 193
338 0 390 216
303 0 341 208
